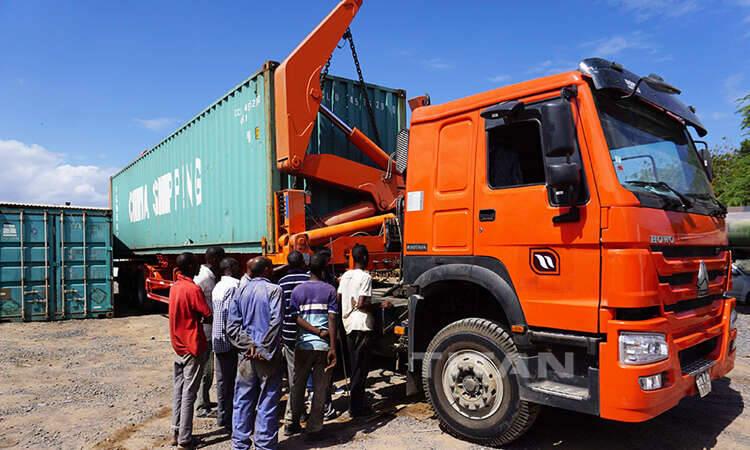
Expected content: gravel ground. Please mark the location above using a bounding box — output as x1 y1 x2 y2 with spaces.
0 306 748 450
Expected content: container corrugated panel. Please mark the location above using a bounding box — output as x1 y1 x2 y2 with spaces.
0 203 113 321
306 75 406 220
112 63 277 255
112 62 406 255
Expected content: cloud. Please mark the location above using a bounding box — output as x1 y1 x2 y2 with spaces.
0 139 115 206
724 74 746 104
609 0 700 21
582 31 658 58
528 60 577 75
423 58 454 70
135 117 179 131
487 74 511 83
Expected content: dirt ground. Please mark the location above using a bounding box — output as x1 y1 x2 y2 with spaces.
1 306 749 450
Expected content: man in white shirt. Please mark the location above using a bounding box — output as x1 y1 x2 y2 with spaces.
337 244 374 417
211 257 241 432
193 246 225 417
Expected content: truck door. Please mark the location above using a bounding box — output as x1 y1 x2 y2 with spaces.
473 94 600 333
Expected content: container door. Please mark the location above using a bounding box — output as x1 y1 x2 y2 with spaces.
56 212 87 319
84 214 113 317
0 209 54 321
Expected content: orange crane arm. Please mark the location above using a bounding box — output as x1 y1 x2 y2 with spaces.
273 0 403 211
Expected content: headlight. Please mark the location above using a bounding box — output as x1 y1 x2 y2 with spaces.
731 306 738 330
619 332 668 365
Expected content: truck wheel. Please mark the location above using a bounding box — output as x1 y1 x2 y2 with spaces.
421 318 539 447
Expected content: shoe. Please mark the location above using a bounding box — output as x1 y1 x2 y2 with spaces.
176 436 201 449
170 432 178 446
196 408 215 418
284 422 303 436
323 403 338 421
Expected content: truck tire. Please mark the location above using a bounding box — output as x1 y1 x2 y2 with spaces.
421 318 539 447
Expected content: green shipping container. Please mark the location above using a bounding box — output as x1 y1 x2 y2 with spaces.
0 203 113 321
111 61 406 256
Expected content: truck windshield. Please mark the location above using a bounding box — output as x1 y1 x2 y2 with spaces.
595 93 721 215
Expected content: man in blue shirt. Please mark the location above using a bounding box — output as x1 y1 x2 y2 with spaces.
226 257 283 450
285 253 338 439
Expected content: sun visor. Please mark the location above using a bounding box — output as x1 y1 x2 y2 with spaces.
579 58 707 137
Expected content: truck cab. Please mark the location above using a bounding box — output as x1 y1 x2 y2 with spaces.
401 58 738 445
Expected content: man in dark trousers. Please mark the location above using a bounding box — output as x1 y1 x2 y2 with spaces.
210 257 242 432
227 257 284 450
194 246 225 417
286 252 338 439
337 244 374 417
169 252 212 449
277 251 310 423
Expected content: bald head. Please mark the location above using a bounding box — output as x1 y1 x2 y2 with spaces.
247 256 272 278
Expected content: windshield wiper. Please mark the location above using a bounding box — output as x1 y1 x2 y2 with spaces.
625 180 693 209
685 193 727 217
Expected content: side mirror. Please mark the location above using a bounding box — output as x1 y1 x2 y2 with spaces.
694 140 713 181
541 102 576 157
548 161 581 192
548 162 582 224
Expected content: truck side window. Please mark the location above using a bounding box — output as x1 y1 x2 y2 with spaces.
488 120 545 188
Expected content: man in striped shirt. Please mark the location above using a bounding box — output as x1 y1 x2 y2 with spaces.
286 253 338 439
277 251 310 422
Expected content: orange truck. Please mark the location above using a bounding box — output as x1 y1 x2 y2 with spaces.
126 0 739 445
269 0 738 445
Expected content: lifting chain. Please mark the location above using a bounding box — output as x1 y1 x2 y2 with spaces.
320 27 382 147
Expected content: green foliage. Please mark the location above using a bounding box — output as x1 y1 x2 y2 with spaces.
740 94 750 137
712 151 750 206
711 94 750 206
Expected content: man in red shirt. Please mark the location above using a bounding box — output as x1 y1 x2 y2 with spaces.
169 252 212 449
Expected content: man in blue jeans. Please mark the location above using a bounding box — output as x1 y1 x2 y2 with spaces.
227 257 283 450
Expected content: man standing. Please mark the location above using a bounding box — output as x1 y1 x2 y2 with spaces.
194 246 225 417
227 257 284 450
169 252 212 449
211 257 241 432
277 251 310 423
338 244 374 417
286 253 338 439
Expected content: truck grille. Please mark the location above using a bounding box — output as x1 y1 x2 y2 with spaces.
651 246 726 258
679 336 718 374
650 246 730 311
663 295 721 313
658 270 724 287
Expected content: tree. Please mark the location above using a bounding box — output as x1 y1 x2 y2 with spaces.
740 93 750 137
711 94 750 206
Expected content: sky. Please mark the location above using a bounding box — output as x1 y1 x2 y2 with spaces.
1 0 749 206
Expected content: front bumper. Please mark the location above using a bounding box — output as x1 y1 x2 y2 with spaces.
598 297 737 422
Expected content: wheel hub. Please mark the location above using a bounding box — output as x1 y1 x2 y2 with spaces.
442 349 504 419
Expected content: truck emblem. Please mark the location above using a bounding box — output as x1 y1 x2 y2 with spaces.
530 248 560 275
650 235 675 244
696 260 709 298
